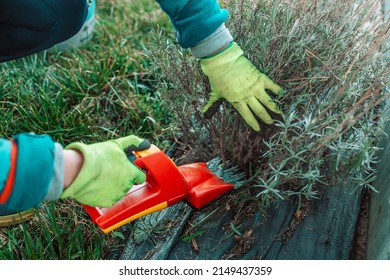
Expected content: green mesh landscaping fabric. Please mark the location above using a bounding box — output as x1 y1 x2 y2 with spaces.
113 180 363 260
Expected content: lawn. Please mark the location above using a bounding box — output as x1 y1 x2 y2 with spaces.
0 0 171 260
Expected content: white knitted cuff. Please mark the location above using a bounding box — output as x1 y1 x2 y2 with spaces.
191 24 233 58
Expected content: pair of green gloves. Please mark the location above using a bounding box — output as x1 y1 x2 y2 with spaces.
63 42 282 208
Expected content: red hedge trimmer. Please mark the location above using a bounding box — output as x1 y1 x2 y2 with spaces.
84 144 246 233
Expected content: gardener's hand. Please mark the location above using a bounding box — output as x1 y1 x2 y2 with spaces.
61 135 151 208
200 42 282 131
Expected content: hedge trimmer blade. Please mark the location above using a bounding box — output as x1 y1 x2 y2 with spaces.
206 157 248 189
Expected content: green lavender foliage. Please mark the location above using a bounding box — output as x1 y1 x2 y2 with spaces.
146 0 390 206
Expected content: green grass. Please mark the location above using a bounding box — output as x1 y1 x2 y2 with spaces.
0 0 173 144
0 0 172 259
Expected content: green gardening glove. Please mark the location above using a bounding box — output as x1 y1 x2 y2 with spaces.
61 135 151 208
201 42 282 131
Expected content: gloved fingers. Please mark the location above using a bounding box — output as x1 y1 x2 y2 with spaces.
127 139 151 153
255 88 281 114
201 93 222 118
247 97 273 124
232 102 261 131
128 162 147 184
259 74 282 95
113 135 151 151
202 99 223 119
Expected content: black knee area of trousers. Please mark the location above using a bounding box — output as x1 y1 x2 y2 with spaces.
0 0 88 62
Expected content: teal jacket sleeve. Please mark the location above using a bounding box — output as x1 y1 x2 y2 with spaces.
156 0 228 48
0 133 56 213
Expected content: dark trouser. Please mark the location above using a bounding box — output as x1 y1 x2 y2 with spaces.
0 0 88 62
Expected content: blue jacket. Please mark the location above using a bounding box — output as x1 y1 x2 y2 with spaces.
0 134 55 213
0 0 231 213
156 0 228 48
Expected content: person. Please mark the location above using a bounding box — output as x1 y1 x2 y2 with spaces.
0 0 282 223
